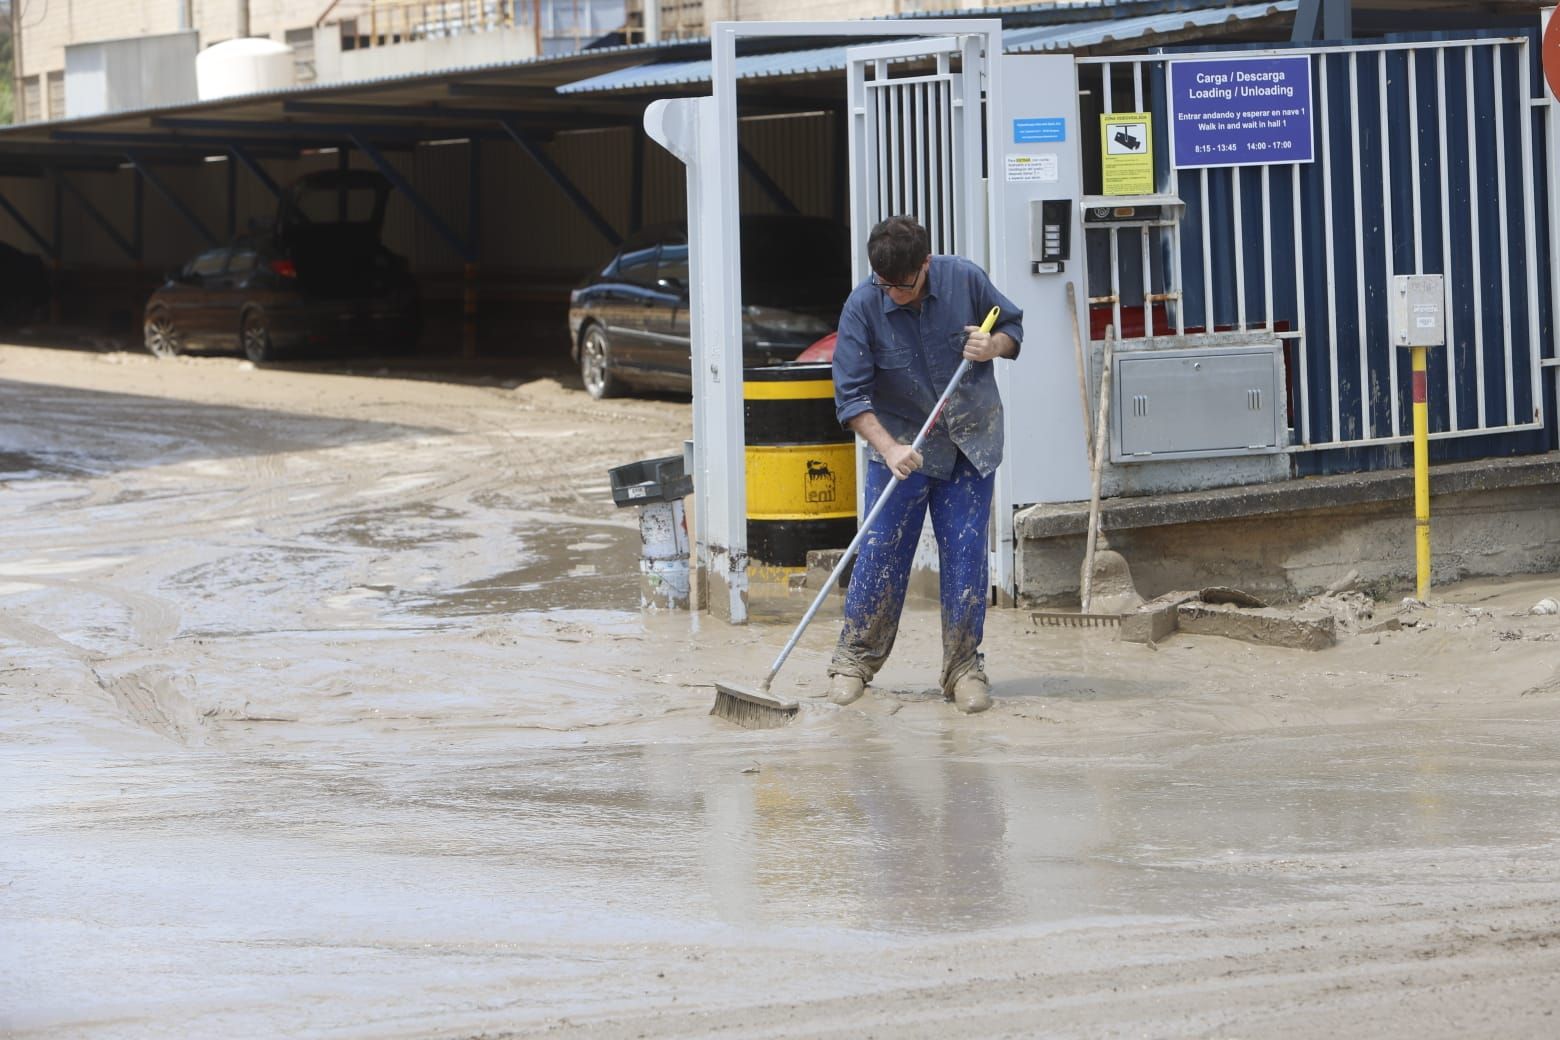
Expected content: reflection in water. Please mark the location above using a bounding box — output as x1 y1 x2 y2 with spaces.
425 726 1560 938
406 523 644 616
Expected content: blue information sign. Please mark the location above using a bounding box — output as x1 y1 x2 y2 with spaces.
1168 56 1314 168
1013 117 1066 143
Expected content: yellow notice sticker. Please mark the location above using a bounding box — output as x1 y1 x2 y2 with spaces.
1100 112 1154 195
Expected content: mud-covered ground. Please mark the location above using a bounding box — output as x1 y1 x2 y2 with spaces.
3 341 1559 1039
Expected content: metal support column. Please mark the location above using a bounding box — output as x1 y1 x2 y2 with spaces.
51 171 138 261
736 143 800 214
227 154 238 239
228 145 285 201
51 172 62 322
0 184 57 259
347 133 476 261
498 118 621 247
125 153 218 247
630 126 645 234
465 138 481 359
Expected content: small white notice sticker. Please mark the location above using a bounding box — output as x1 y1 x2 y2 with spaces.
1006 153 1058 182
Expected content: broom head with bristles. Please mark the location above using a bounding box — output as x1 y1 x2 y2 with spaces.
711 681 799 729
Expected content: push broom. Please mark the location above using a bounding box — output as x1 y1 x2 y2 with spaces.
711 306 1001 728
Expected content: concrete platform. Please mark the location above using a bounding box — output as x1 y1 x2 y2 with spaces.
1015 452 1560 606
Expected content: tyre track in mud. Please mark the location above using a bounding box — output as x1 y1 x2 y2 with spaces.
2 349 689 746
472 891 1560 1040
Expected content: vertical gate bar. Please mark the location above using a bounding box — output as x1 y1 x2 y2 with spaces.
959 33 985 264
1321 53 1342 441
848 57 872 279
939 56 954 254
1133 58 1144 111
1381 49 1401 439
922 81 933 226
937 79 948 254
889 84 902 216
949 63 960 248
927 80 940 254
1410 50 1423 277
1293 160 1310 446
1102 59 1113 113
938 78 951 253
1518 40 1543 421
1142 226 1153 339
1173 169 1185 333
911 82 923 225
1233 168 1247 330
921 81 931 228
1261 164 1273 332
1465 46 1487 429
874 76 888 225
1493 45 1515 425
950 69 963 253
1110 227 1122 337
1351 52 1371 439
1200 171 1213 329
1438 47 1460 430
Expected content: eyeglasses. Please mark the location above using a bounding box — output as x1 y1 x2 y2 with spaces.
871 270 921 292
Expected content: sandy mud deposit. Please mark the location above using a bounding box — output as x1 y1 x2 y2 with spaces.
3 343 1559 1038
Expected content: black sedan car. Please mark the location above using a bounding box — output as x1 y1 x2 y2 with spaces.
143 171 420 363
567 215 851 398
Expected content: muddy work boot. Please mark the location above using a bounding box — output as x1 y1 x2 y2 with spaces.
827 673 866 706
951 673 991 714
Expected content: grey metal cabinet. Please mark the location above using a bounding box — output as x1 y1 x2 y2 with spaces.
1111 343 1285 462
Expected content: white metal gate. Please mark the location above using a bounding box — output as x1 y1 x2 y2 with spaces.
846 37 988 277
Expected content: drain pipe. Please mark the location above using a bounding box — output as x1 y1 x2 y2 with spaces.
177 0 193 30
237 0 250 37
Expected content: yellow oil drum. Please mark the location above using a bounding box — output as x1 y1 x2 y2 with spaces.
744 363 857 567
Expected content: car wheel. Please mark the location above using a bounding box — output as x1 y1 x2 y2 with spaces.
240 308 274 364
580 324 620 399
143 311 181 359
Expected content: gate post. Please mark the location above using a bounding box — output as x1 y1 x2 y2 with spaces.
1543 8 1560 441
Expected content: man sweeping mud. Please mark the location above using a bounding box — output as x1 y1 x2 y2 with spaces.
826 215 1024 714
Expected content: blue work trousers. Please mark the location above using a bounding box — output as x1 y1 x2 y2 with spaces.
829 452 995 694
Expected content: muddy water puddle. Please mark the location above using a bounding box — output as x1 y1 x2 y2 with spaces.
16 722 1552 954
402 523 646 616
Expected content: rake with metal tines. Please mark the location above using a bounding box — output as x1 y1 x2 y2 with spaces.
711 306 1002 728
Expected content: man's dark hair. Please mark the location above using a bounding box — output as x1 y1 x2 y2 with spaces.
867 215 931 283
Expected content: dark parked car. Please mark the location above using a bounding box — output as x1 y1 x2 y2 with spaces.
143 170 420 363
567 215 851 398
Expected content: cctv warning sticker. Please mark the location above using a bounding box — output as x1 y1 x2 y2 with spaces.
1100 112 1153 195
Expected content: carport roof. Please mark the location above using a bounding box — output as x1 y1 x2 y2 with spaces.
557 0 1299 94
0 0 1304 172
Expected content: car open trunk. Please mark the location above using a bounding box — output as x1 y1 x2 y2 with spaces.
276 170 397 296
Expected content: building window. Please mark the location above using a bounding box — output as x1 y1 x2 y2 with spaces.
47 71 65 120
285 28 317 82
23 76 42 123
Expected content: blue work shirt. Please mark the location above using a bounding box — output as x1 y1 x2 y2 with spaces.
833 255 1024 481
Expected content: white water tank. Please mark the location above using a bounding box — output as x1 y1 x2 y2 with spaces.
196 37 295 100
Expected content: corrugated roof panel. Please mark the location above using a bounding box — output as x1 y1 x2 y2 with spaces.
558 1 1298 94
1005 1 1297 52
558 42 862 94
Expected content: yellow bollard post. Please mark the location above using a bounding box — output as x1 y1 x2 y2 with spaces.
1394 273 1444 602
1410 344 1431 600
